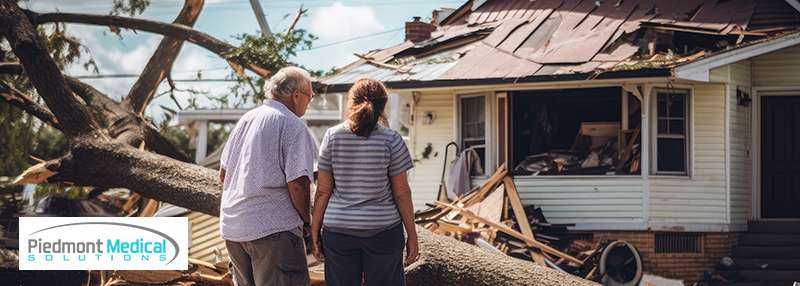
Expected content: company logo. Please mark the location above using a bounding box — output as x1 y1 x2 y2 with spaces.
20 217 188 270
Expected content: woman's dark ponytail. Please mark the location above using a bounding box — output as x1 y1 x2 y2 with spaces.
347 79 388 137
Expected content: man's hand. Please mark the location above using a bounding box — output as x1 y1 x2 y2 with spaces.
405 235 419 266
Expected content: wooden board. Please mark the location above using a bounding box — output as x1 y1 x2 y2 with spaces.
434 201 583 266
503 177 535 240
463 163 507 207
466 184 505 224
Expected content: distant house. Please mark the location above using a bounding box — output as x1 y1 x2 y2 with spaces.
320 0 800 282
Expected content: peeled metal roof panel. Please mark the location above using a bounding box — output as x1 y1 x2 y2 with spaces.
323 0 788 86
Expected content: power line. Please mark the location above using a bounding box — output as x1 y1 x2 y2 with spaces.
72 74 238 82
300 27 403 51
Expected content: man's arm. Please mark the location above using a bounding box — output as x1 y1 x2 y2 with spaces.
287 175 311 224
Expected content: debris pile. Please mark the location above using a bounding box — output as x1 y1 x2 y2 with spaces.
415 164 643 284
514 122 641 176
88 258 232 286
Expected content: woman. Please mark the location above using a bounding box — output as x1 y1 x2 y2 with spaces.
311 78 419 286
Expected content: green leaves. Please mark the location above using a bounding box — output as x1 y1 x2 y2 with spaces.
227 29 318 104
111 0 150 16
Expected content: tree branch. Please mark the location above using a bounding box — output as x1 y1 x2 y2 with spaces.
31 10 272 78
286 4 306 35
0 62 23 74
28 139 220 216
0 0 98 137
0 59 191 162
123 0 205 115
65 77 192 162
0 81 61 129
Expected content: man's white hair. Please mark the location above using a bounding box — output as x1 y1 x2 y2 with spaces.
265 66 312 100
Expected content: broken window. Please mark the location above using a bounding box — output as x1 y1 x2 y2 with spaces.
653 89 689 175
510 87 641 176
459 94 486 176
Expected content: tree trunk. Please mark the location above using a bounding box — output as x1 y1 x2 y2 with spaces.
407 227 598 286
0 0 97 137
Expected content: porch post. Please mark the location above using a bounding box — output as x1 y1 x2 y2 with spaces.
195 120 208 163
640 85 651 226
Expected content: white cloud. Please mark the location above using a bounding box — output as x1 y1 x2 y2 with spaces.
309 2 385 40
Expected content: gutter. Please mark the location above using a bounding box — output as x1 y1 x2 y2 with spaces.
319 68 671 93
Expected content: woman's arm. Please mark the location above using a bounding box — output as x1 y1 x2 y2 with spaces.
311 170 334 261
390 171 419 266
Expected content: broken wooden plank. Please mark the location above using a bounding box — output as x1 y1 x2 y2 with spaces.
503 176 535 240
466 184 505 223
463 163 507 206
433 201 584 266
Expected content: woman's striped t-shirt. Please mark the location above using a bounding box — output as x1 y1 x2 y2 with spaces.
318 123 414 230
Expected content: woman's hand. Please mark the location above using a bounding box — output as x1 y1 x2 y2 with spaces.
311 230 324 261
404 235 419 266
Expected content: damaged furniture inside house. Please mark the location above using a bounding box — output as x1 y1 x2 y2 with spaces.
511 87 642 177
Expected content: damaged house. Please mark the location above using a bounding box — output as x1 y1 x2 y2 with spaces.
320 0 800 283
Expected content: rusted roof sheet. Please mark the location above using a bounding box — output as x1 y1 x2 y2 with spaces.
321 0 800 88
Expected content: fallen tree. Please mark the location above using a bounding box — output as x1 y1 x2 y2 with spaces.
0 0 596 284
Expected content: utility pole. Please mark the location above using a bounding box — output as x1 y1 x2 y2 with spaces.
248 0 272 37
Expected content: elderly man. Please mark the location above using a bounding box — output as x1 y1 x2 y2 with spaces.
218 66 315 286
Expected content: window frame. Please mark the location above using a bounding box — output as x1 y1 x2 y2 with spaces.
650 88 691 176
457 92 492 178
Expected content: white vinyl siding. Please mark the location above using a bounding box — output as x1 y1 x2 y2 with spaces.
649 84 727 225
753 45 800 87
728 61 753 225
514 177 644 228
407 91 456 209
186 212 228 263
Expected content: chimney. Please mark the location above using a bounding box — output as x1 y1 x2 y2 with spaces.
405 16 435 43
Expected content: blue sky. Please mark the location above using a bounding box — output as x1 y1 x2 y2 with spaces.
23 0 462 121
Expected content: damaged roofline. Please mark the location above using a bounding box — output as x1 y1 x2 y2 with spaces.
320 68 671 93
675 31 800 82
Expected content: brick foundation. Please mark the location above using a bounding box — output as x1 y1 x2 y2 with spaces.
588 231 739 282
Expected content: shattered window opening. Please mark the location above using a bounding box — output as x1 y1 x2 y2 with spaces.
510 87 641 177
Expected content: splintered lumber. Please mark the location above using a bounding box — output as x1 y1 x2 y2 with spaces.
466 184 505 223
463 164 507 206
503 177 535 240
434 201 584 266
405 227 598 286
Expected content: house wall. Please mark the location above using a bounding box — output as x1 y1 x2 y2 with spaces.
514 177 644 229
752 44 800 87
648 83 729 229
186 211 228 263
407 81 738 231
406 90 456 209
727 61 753 226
